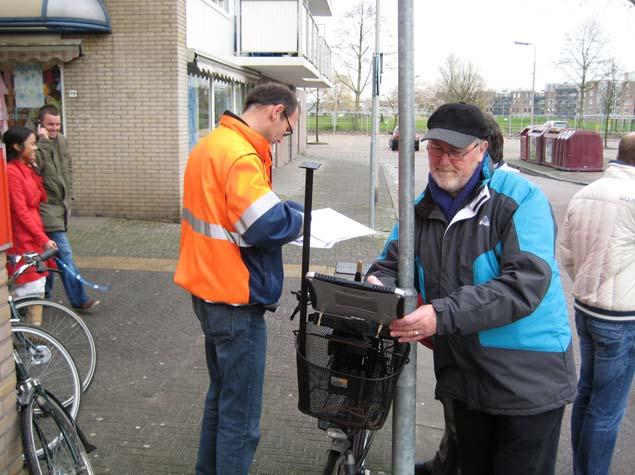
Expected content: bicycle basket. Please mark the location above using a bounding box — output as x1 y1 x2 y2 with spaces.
295 323 409 430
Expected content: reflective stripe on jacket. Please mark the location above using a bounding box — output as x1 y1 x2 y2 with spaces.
174 112 303 305
368 158 576 415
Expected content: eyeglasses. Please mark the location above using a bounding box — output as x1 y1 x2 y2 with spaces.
426 141 480 161
282 110 293 137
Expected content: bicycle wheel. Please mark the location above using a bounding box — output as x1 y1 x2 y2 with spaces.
323 429 374 475
351 429 374 468
323 449 348 475
12 325 81 419
15 298 96 393
21 390 94 475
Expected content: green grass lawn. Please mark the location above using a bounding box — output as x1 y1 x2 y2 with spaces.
308 113 634 137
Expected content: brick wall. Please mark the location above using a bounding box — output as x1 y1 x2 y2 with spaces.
0 254 21 475
63 0 189 222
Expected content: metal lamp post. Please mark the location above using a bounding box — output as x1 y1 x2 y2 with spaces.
514 41 536 125
369 0 381 229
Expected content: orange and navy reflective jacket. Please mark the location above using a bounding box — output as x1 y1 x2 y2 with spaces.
174 112 303 305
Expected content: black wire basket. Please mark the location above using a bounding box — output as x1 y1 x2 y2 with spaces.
295 322 410 430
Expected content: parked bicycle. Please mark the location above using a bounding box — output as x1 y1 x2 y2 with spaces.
13 323 94 473
8 250 97 394
12 323 82 420
291 162 409 474
294 273 409 475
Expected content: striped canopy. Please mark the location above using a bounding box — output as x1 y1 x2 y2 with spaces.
0 0 111 33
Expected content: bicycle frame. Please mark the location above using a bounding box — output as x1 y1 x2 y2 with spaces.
13 334 86 468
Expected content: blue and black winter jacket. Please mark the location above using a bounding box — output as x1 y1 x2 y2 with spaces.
368 158 577 415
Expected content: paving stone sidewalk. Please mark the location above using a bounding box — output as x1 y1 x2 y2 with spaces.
65 135 429 475
64 134 632 474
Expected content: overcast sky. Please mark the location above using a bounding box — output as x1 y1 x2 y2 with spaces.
321 0 635 94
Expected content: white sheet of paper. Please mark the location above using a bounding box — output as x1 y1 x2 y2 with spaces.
290 235 335 249
291 208 375 248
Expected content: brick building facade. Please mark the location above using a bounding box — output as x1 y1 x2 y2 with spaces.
0 0 332 222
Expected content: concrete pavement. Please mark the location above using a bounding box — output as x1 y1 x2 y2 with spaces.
63 134 632 474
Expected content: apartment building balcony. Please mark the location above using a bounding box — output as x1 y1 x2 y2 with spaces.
233 0 333 89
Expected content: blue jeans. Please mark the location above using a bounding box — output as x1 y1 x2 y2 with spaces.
45 231 89 308
192 296 267 475
571 310 635 475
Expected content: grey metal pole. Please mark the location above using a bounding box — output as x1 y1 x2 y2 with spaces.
393 0 417 473
514 41 535 125
369 0 381 228
531 43 536 126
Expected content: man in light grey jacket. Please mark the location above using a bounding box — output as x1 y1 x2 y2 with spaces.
560 132 635 475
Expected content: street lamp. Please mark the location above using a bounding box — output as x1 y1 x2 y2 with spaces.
514 41 536 125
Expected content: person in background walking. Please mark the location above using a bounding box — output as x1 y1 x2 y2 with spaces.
561 132 635 475
36 105 98 312
174 83 303 475
3 126 57 324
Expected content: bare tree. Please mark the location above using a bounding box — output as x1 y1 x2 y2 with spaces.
380 86 399 131
319 77 354 133
557 19 607 126
436 54 487 107
333 0 375 130
306 88 327 142
415 80 442 115
598 59 627 146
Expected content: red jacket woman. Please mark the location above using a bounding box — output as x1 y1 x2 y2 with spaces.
3 126 57 288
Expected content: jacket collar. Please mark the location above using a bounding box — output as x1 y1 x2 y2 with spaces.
220 111 272 184
10 159 37 175
9 159 46 194
605 161 635 178
417 152 494 223
220 111 271 160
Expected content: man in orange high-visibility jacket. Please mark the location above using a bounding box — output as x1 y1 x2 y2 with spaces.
175 83 303 475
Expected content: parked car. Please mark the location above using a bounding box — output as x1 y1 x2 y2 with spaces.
542 120 568 129
389 126 421 151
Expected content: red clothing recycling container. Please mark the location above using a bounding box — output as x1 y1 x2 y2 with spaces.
553 130 603 171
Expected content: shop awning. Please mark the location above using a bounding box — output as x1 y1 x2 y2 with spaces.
0 0 111 33
0 38 82 65
191 50 260 84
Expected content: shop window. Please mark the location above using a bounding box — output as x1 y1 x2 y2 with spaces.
198 79 211 137
213 79 233 127
188 74 212 149
0 64 62 134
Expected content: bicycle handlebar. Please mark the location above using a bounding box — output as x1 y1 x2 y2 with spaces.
39 248 58 262
8 249 59 286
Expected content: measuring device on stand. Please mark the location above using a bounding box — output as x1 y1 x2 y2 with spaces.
290 161 410 474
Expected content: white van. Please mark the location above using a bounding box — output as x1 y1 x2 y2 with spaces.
543 120 568 129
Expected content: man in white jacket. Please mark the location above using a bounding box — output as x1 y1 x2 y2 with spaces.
560 132 635 475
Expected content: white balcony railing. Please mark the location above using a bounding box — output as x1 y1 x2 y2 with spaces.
239 0 332 82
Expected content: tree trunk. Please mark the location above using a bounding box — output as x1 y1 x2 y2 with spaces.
315 93 320 143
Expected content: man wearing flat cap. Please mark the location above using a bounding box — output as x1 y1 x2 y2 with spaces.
367 103 576 475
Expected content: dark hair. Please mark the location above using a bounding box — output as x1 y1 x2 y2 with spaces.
617 133 635 165
2 126 35 161
243 83 299 115
39 105 61 122
484 113 504 163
